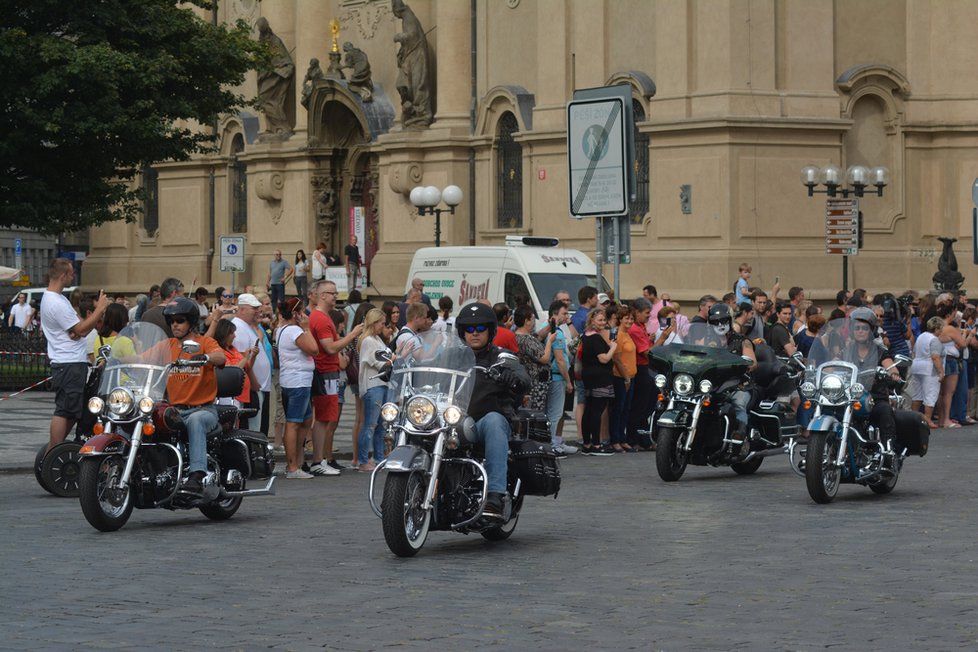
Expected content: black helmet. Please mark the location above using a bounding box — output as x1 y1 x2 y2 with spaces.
850 306 878 330
455 302 497 343
163 296 200 330
707 303 732 335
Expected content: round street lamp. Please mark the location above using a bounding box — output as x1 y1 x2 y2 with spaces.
410 184 464 247
801 164 888 198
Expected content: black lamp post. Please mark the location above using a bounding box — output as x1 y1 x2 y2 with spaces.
410 184 463 247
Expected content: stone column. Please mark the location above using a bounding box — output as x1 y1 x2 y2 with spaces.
433 0 472 130
533 0 568 132
294 0 331 136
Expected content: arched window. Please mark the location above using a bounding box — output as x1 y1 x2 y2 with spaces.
630 99 649 225
496 112 523 229
141 166 159 237
230 133 248 233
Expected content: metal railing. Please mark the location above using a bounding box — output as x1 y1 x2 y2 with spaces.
0 329 50 391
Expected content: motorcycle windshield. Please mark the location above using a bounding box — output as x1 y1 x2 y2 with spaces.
651 323 749 378
808 317 882 381
97 322 173 401
387 330 476 417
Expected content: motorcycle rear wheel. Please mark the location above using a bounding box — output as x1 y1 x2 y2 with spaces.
199 492 243 520
869 456 900 495
805 432 840 504
79 455 133 532
730 456 764 475
41 441 83 497
35 445 55 495
655 427 688 482
482 496 523 541
381 471 431 557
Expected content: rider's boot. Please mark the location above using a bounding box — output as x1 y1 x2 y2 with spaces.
483 492 506 520
183 470 206 495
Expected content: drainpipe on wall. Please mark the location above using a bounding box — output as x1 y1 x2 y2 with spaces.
207 1 219 284
468 0 477 245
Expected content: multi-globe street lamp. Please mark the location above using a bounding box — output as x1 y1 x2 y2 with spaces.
800 164 889 198
410 184 463 247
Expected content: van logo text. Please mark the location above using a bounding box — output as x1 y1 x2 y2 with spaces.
423 260 449 267
541 255 580 264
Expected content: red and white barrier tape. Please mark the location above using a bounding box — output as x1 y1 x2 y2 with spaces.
0 376 53 402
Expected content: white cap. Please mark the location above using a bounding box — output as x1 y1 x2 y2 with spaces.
236 293 262 307
597 293 611 304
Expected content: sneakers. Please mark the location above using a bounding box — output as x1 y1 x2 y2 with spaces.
327 459 346 471
555 442 578 455
552 447 568 459
286 469 314 479
308 461 341 476
589 444 615 457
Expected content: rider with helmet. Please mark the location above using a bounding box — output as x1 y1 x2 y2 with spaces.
163 297 226 495
846 307 899 445
695 304 757 440
455 303 530 519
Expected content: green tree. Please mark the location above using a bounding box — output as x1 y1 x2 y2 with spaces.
0 0 263 234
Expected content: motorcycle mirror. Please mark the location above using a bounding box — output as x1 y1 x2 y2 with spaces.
374 350 393 362
792 351 804 360
741 355 753 364
496 351 519 363
181 340 201 355
97 345 112 360
894 354 911 367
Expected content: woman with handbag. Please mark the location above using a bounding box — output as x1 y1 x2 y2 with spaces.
356 308 390 472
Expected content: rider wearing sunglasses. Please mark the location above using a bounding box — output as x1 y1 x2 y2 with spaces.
455 302 531 520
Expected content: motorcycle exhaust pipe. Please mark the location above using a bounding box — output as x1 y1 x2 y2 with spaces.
740 447 789 463
222 475 277 497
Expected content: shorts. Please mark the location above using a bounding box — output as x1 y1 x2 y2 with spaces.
574 380 586 406
50 362 88 420
945 357 960 376
338 380 347 405
313 393 339 423
281 386 313 423
910 373 941 407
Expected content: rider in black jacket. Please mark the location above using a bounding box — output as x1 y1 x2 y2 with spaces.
456 303 530 519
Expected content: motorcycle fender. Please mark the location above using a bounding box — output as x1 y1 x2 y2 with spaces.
808 414 840 434
384 445 431 473
78 433 127 456
655 409 685 429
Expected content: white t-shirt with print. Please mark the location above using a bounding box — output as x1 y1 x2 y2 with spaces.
232 317 272 392
40 290 88 363
276 324 314 389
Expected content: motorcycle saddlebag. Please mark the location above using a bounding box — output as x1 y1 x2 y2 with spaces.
893 409 929 457
234 430 275 479
509 440 561 497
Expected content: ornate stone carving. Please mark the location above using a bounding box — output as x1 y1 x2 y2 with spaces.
256 18 295 138
392 0 432 129
388 162 423 196
339 2 391 40
301 58 326 110
933 237 965 292
229 0 260 28
343 42 374 102
255 171 284 202
312 175 339 244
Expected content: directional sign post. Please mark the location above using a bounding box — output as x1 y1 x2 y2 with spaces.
825 198 859 291
220 236 245 292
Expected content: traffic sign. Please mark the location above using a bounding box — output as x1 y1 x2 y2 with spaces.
825 198 859 256
220 236 245 272
567 89 631 218
14 238 22 271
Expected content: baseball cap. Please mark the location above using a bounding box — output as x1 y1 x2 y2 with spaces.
597 293 611 305
237 293 262 308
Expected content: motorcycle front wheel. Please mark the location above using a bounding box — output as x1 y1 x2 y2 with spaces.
78 455 133 532
381 471 431 557
41 441 83 497
655 427 688 482
805 432 841 504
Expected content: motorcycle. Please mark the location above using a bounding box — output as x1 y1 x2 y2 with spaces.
34 345 110 497
76 322 276 531
651 323 802 481
788 318 926 504
367 331 560 557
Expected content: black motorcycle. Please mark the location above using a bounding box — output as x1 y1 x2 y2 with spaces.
651 324 801 481
367 331 560 557
76 323 276 532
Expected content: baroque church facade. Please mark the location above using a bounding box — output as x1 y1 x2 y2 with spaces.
84 0 978 300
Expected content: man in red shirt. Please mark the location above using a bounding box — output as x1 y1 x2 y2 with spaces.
627 297 655 450
308 280 363 475
492 303 519 353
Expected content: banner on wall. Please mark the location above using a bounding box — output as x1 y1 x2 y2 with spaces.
348 206 369 291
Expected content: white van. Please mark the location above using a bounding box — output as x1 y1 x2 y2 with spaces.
405 236 609 316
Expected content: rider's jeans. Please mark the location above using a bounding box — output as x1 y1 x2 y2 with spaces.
179 405 218 473
730 390 751 432
471 412 511 494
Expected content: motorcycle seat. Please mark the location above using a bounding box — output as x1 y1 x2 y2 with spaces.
215 405 239 426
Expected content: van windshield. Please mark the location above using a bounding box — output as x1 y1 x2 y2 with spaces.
528 273 611 312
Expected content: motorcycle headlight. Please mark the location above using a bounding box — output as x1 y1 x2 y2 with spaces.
850 383 865 398
107 388 134 416
819 374 845 402
380 402 399 423
698 379 713 394
654 374 668 389
87 396 104 415
673 374 694 396
443 405 463 426
800 381 817 398
137 396 155 415
406 396 437 428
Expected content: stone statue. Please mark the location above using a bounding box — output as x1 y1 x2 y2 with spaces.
300 58 326 109
256 17 295 137
343 42 374 102
392 0 432 128
314 176 339 244
933 237 965 292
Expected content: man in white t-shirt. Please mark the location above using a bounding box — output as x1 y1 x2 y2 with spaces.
232 293 273 433
41 258 110 453
7 292 33 334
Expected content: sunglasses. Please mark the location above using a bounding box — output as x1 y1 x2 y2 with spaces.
170 316 188 325
464 324 489 334
852 324 872 332
222 294 233 298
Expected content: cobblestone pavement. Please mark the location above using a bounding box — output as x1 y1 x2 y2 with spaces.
2 428 977 649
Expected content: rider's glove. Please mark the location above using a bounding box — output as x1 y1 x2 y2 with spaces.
496 366 520 388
